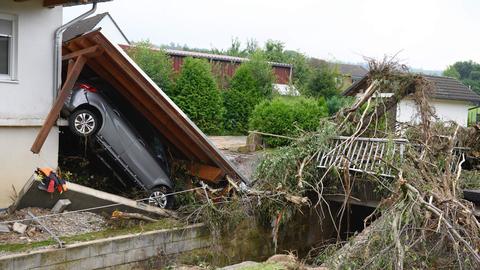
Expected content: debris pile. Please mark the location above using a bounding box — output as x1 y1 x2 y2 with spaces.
183 58 480 269
0 207 106 245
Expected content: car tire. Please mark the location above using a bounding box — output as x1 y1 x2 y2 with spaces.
69 109 100 137
148 186 174 209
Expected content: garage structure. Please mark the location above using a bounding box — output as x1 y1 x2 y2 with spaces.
163 49 292 85
32 29 246 184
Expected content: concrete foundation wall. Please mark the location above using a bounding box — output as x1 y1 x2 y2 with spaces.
0 224 210 270
0 127 58 208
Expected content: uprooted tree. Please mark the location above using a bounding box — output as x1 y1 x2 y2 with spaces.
179 57 480 269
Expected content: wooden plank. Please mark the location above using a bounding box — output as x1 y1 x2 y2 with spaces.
66 59 74 74
31 56 87 153
62 45 100 61
187 163 225 183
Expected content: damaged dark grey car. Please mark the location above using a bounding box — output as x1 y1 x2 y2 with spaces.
62 83 174 208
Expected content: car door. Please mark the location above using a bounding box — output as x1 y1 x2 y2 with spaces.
119 132 171 189
97 105 134 157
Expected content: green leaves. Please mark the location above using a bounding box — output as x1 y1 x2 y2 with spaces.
305 64 340 99
127 41 174 95
249 97 329 147
173 57 224 135
443 60 480 93
223 53 275 134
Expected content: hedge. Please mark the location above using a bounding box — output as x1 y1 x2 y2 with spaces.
171 57 224 135
249 97 328 147
224 53 274 134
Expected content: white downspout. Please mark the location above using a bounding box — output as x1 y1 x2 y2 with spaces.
53 3 97 102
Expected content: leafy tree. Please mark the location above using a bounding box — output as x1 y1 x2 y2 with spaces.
443 65 460 79
305 64 340 99
245 38 259 56
223 37 259 58
225 37 244 57
127 41 174 95
453 61 479 79
223 53 275 134
283 50 313 92
230 52 275 99
443 60 480 93
264 40 287 62
470 70 480 81
171 57 224 134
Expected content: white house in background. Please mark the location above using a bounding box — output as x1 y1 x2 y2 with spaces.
343 75 480 127
0 0 111 208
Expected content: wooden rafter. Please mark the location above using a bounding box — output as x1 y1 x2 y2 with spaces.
62 45 101 61
31 56 86 153
31 46 102 154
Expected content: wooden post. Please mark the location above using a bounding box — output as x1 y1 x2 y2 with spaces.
31 55 87 153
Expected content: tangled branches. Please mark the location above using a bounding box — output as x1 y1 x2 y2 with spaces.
176 57 480 269
324 59 480 269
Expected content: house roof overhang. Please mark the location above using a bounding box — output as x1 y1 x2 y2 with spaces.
41 0 112 7
62 30 246 183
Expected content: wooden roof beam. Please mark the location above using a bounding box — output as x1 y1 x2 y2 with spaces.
31 56 87 153
62 45 102 61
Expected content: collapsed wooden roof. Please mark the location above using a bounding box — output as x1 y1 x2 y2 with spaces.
33 30 245 183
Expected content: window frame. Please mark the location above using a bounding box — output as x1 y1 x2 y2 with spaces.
0 13 17 82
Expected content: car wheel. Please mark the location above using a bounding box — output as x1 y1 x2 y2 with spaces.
69 109 99 137
148 186 174 209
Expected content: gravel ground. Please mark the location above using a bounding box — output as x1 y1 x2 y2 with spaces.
0 207 107 245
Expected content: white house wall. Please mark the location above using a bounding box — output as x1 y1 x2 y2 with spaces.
0 0 61 124
0 0 61 207
397 98 472 126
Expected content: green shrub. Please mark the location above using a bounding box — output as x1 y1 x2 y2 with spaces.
223 89 260 134
326 95 354 115
127 41 174 95
249 97 328 147
305 64 340 99
172 57 224 135
230 52 275 98
224 53 275 134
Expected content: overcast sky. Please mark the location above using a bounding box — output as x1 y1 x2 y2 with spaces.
64 0 480 71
